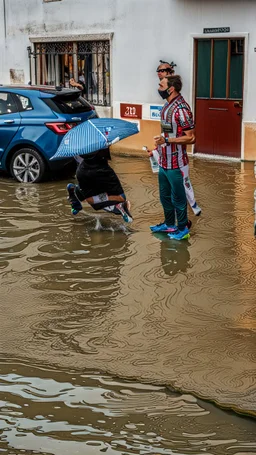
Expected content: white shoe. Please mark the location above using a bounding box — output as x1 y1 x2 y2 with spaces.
192 202 201 216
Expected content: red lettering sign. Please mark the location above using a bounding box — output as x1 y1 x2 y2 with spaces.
120 103 142 119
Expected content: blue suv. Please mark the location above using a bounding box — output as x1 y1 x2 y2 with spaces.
0 86 97 183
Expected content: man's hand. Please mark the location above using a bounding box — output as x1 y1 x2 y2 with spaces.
154 129 196 147
154 135 165 147
69 78 77 87
69 78 84 91
142 146 153 157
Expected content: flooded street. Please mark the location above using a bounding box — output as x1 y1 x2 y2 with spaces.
0 156 256 454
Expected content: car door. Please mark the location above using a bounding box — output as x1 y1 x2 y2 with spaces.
0 92 21 160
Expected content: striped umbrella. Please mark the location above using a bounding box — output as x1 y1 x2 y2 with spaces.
50 118 139 161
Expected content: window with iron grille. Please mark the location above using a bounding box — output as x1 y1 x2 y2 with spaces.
28 40 111 106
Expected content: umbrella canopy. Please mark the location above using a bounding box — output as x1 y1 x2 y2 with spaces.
50 118 139 161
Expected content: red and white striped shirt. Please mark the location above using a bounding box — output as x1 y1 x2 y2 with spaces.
158 94 195 170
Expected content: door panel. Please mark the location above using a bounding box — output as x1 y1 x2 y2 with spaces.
195 100 214 155
0 92 21 158
195 38 244 158
196 99 242 157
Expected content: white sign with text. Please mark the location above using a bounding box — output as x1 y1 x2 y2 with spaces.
150 105 163 120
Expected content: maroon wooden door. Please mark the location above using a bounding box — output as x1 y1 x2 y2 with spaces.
194 39 244 158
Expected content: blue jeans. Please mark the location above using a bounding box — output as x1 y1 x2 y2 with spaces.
158 166 188 230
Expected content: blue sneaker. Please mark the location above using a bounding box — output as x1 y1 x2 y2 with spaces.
150 222 177 233
114 201 133 223
67 183 83 215
168 227 190 240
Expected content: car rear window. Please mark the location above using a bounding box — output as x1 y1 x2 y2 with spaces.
43 94 93 114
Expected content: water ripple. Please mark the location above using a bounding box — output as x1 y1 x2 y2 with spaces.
1 157 256 424
0 362 255 455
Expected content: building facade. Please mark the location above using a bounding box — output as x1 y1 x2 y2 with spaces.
0 0 256 160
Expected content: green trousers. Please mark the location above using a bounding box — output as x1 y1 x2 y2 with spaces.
158 166 188 229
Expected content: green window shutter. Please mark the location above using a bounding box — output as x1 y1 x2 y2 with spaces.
229 40 243 99
213 40 228 98
196 40 211 98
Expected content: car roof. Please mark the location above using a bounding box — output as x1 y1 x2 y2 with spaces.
0 85 80 96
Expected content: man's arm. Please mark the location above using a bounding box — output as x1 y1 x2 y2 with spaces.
75 82 84 91
154 128 196 147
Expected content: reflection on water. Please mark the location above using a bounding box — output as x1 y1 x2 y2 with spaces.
0 157 256 452
0 362 255 455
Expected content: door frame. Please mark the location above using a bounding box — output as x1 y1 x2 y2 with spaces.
189 32 248 160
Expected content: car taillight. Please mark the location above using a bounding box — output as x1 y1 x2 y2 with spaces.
45 122 77 135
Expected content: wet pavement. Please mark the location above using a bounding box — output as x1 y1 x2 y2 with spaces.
0 156 256 454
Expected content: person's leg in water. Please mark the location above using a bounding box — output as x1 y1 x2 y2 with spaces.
150 167 190 237
166 168 190 240
66 184 133 221
148 148 198 225
150 166 177 233
67 183 83 215
181 164 201 216
88 164 133 222
85 192 133 223
67 163 133 222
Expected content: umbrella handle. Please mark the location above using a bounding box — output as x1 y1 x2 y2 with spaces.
109 137 120 145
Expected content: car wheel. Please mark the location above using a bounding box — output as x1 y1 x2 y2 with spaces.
10 148 46 183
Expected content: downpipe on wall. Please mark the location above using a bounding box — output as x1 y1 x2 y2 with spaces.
3 0 6 38
254 161 256 236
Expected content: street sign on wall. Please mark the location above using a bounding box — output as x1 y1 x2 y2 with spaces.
150 105 163 120
203 27 230 34
120 103 142 119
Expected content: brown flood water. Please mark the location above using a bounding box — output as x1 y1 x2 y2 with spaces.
0 156 256 454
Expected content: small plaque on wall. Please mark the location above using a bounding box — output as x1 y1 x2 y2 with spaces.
203 27 230 34
120 103 142 119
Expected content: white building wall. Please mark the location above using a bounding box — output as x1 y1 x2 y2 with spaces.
0 0 256 122
0 0 6 82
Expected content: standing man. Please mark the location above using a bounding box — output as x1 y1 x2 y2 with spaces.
156 61 201 216
150 75 195 240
